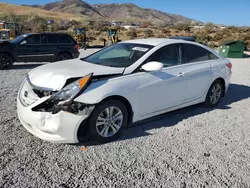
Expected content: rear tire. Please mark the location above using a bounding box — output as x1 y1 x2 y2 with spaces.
204 80 224 107
88 100 128 144
56 52 72 61
0 53 13 70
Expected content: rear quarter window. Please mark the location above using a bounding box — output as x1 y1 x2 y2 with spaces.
58 35 73 44
182 43 218 63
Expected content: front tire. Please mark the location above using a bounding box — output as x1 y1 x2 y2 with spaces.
204 80 224 107
88 100 128 144
0 53 13 70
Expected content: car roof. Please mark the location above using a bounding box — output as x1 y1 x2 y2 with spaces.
40 32 69 35
169 36 196 42
121 38 193 46
22 32 69 36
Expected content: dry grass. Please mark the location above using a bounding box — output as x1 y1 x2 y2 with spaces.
0 3 83 21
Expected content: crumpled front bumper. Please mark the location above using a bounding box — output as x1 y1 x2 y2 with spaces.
17 82 89 144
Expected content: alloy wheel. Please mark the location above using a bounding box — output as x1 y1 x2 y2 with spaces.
59 55 70 60
210 83 222 104
96 106 123 138
0 55 11 68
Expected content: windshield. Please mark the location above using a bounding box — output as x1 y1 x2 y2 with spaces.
84 43 153 67
11 35 25 44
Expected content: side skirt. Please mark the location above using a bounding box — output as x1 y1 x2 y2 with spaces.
132 96 206 123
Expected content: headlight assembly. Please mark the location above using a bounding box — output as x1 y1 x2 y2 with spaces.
50 73 93 105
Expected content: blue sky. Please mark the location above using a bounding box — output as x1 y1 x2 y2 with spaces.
2 0 250 26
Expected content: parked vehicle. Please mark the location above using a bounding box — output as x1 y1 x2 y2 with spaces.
73 27 88 50
169 36 196 42
0 33 80 69
0 21 20 41
17 38 232 144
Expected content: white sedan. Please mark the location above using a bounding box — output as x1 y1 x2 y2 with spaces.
17 38 232 144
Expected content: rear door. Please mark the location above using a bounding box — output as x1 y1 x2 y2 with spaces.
39 34 57 62
181 43 220 102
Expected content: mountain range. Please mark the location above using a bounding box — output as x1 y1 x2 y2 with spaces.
27 0 197 24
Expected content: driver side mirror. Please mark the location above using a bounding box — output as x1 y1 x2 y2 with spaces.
141 61 164 72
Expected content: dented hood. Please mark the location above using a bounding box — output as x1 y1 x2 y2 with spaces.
28 59 125 91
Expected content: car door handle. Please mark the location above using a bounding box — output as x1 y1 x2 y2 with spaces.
178 72 186 77
209 64 214 68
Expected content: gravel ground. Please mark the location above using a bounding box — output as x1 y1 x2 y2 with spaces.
1 51 250 188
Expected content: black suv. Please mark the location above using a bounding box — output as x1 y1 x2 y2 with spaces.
0 33 80 69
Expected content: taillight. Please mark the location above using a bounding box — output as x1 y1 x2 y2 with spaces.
75 44 80 51
226 62 232 71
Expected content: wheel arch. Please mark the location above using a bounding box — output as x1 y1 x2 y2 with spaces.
56 51 73 61
99 95 134 125
76 94 134 142
213 77 226 97
0 52 15 61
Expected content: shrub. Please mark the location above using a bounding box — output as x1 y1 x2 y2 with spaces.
88 36 97 42
1 11 20 23
204 22 215 30
143 29 154 37
212 32 224 41
161 28 171 34
156 34 166 38
219 38 235 46
126 28 137 39
207 41 216 48
174 23 190 31
98 37 105 42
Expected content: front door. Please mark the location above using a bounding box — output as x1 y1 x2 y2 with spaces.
15 34 42 62
138 44 187 116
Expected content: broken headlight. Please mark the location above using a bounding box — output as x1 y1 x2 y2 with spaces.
50 73 93 105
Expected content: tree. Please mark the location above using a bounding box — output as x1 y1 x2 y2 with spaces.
204 22 215 30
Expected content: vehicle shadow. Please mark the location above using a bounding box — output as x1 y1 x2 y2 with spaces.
11 63 46 70
79 83 250 146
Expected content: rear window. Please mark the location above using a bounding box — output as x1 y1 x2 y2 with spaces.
42 34 74 44
58 35 73 44
182 43 218 63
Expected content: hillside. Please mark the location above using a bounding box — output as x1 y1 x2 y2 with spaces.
0 2 83 21
31 0 196 24
40 0 103 18
94 3 194 24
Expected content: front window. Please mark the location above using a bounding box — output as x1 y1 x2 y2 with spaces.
84 43 153 67
25 35 41 45
146 44 181 67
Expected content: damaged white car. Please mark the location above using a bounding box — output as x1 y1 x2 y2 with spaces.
17 38 232 144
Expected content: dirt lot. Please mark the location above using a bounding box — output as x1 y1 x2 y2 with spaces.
0 51 250 188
